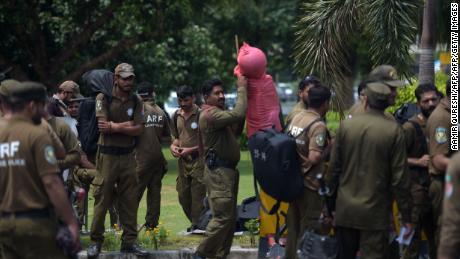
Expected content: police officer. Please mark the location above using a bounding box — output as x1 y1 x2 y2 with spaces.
347 65 404 119
330 82 413 259
135 81 170 229
194 77 247 259
87 63 148 257
285 84 331 259
402 83 439 259
285 75 320 126
0 81 80 258
426 79 453 249
438 152 460 258
44 100 81 175
170 85 206 231
0 79 66 160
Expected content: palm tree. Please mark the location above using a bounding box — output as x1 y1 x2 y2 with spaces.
293 0 422 113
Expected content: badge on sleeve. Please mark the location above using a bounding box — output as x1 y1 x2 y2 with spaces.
96 99 103 112
435 127 448 144
44 145 57 165
315 133 326 147
445 174 454 199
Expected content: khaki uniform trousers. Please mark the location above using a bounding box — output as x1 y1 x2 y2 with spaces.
402 184 436 259
429 176 444 249
196 166 239 259
90 153 138 245
71 167 97 226
337 227 389 259
285 187 324 259
137 164 167 228
177 157 206 226
0 217 67 259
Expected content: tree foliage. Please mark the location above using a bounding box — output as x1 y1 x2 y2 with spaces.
294 0 423 113
0 0 300 98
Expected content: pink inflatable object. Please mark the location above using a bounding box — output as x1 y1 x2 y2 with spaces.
234 42 282 137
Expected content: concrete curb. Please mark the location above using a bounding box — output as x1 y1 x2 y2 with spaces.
78 247 258 259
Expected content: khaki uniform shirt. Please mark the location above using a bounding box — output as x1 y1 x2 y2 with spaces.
95 91 144 148
285 101 307 126
135 101 170 170
171 104 200 148
330 109 411 230
0 117 59 212
426 98 452 176
438 152 460 258
347 100 395 121
199 87 247 166
287 110 328 190
47 116 80 171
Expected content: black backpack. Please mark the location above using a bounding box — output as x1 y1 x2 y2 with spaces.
394 103 420 124
79 69 138 156
248 118 322 213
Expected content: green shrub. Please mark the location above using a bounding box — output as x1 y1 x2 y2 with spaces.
387 72 449 113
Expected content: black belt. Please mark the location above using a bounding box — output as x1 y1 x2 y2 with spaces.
0 208 50 219
98 145 134 155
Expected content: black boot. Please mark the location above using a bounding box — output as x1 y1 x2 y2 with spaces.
120 243 149 257
87 243 101 258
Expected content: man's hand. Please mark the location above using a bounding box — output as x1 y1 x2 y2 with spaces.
417 154 430 168
98 120 111 133
179 147 197 156
68 223 82 253
170 144 182 158
237 75 248 89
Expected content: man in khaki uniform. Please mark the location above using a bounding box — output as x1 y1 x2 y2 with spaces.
44 109 81 174
401 83 439 259
0 79 66 159
170 85 206 231
88 63 148 257
426 79 453 248
285 84 331 259
438 152 460 259
194 77 247 259
0 81 80 258
285 75 320 126
330 82 413 259
135 82 170 229
347 65 404 119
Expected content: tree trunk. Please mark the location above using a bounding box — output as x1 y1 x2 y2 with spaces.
418 0 437 84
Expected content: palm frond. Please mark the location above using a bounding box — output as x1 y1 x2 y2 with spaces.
363 0 423 79
293 0 358 115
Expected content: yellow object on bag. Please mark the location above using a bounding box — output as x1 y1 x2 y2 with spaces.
259 189 289 237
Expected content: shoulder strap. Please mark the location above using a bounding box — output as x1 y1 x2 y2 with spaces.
130 94 138 121
295 117 323 139
173 110 180 133
408 120 427 153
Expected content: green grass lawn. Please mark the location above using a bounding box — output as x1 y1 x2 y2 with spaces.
82 147 258 250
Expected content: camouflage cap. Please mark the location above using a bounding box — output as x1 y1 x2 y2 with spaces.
59 80 79 93
368 65 405 87
0 79 20 97
10 81 47 103
364 82 391 102
115 63 135 78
